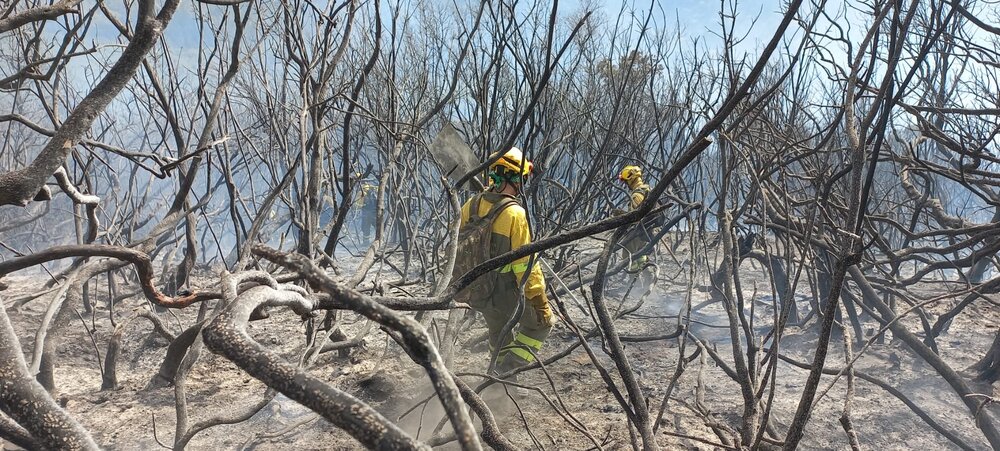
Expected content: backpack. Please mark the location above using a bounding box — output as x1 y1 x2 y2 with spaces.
621 184 665 246
631 184 651 206
452 194 516 307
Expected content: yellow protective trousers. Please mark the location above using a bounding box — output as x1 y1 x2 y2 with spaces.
478 295 552 368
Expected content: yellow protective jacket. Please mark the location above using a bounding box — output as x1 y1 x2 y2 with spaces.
459 192 547 302
628 179 650 210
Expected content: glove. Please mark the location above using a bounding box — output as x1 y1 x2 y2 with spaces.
529 295 556 327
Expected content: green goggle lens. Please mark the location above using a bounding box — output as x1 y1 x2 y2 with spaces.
489 172 524 184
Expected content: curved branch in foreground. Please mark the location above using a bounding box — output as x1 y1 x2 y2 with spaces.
0 411 41 450
250 245 482 450
0 301 99 450
429 375 518 451
0 244 201 307
201 285 426 450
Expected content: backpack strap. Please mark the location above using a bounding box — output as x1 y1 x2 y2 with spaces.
483 196 517 223
469 194 517 223
469 193 485 221
632 184 651 198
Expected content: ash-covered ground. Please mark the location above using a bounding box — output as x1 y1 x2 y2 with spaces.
2 242 998 450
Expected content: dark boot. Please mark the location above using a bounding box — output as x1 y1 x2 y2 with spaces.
493 353 528 382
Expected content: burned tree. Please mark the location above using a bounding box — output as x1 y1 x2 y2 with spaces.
2 0 1000 449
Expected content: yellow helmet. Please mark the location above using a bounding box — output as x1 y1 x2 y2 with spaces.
619 165 642 183
489 147 533 177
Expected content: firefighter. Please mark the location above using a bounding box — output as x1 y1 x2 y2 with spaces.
356 182 377 241
618 165 651 272
457 147 554 375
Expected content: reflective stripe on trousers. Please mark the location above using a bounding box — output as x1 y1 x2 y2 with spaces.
501 332 543 362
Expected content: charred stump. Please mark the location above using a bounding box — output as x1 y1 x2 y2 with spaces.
973 329 1000 383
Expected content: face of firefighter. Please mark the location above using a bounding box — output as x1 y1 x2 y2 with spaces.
500 177 523 196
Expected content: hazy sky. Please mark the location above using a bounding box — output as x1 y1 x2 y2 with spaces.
150 0 793 64
574 0 788 46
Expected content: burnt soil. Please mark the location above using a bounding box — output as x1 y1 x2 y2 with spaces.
1 252 998 450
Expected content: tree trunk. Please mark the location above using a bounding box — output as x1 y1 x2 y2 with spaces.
973 329 1000 383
